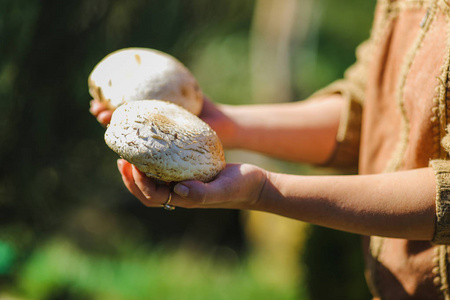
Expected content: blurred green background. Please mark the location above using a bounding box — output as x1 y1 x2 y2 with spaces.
0 0 376 299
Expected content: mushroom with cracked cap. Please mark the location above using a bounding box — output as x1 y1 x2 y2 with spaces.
105 100 226 183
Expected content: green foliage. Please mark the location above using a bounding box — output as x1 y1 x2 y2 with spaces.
0 241 15 275
294 0 376 98
191 33 252 105
13 238 301 300
302 227 371 300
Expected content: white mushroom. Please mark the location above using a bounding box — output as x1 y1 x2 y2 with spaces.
88 48 203 115
105 100 225 183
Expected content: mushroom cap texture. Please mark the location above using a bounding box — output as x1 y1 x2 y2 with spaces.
105 100 226 182
88 48 203 115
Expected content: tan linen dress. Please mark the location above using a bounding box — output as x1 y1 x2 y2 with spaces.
314 0 450 298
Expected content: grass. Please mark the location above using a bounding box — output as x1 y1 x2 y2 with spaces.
7 238 305 300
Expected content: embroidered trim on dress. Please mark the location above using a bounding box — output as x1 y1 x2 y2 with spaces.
385 1 438 172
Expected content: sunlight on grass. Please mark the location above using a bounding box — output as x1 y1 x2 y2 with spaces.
13 238 305 300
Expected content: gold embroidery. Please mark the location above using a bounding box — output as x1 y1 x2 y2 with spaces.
439 245 450 299
385 1 438 172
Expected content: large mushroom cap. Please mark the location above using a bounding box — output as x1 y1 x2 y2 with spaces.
89 48 203 115
105 100 225 182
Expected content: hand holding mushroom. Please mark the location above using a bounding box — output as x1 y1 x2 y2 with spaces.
117 159 267 210
89 48 233 211
88 48 203 115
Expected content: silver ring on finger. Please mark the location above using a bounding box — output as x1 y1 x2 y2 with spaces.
162 192 175 211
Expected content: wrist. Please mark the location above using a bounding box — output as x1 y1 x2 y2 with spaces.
216 104 241 149
245 168 278 212
232 164 271 211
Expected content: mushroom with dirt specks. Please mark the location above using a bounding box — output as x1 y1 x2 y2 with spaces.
89 48 203 115
105 100 225 183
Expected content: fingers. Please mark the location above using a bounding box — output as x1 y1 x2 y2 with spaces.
172 164 266 210
130 166 201 209
98 111 112 126
117 159 150 206
173 179 230 208
131 165 170 203
172 177 234 208
89 99 113 126
117 159 174 208
89 99 102 115
117 161 263 210
116 158 201 209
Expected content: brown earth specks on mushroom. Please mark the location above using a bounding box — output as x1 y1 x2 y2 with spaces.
105 100 225 183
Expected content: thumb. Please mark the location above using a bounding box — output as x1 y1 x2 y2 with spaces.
173 180 214 206
173 182 191 198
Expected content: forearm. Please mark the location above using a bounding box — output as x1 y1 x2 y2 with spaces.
221 94 344 164
255 167 436 240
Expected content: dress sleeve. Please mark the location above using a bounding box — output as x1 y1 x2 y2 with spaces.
430 130 450 244
308 40 372 170
429 160 450 244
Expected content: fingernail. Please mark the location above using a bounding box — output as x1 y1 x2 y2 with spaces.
132 165 142 175
117 159 123 169
174 184 189 197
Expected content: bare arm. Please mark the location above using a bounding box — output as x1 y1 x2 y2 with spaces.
112 88 438 240
258 167 436 240
119 160 437 241
201 94 345 165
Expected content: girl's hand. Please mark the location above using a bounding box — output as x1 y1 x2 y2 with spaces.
89 98 113 126
117 159 267 211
